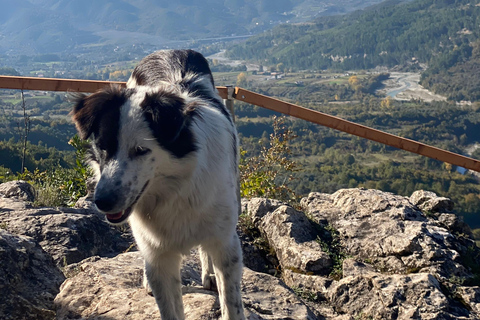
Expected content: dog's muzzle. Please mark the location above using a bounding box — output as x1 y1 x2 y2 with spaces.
95 181 150 225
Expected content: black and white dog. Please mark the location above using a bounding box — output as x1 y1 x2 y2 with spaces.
71 49 245 320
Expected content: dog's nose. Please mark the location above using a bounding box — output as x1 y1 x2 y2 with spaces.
94 196 117 212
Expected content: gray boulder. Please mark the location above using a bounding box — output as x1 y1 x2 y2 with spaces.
301 188 476 281
0 206 134 266
243 189 480 319
0 180 35 202
0 229 65 320
410 190 454 213
328 272 455 319
259 205 332 275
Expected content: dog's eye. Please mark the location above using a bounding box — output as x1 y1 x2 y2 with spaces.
134 146 151 157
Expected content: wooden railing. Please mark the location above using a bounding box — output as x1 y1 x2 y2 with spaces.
1 75 480 173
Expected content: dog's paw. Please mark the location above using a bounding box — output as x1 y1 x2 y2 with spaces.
143 277 153 296
202 274 217 291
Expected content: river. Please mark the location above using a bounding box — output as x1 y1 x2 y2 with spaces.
381 72 447 102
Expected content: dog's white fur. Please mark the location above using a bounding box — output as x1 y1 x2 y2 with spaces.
72 50 245 320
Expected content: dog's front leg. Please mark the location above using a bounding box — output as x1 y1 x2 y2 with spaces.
206 234 245 320
145 252 184 320
199 246 216 290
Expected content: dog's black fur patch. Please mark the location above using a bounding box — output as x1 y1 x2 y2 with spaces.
140 91 197 158
72 86 130 160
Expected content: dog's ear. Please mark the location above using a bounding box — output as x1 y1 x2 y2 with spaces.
71 86 126 140
141 92 190 145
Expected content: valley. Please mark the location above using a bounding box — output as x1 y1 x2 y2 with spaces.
0 0 480 233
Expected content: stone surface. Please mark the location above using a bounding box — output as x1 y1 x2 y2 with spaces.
259 205 332 275
301 188 478 281
341 258 377 278
245 197 285 224
327 273 457 319
55 251 317 320
0 206 134 266
282 269 332 300
2 182 480 320
457 286 480 315
410 190 454 213
55 253 160 320
0 229 65 320
0 180 35 202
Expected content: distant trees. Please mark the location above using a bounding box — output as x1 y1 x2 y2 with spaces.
237 72 248 87
0 67 20 76
380 96 393 109
109 70 131 81
420 41 480 101
348 75 358 87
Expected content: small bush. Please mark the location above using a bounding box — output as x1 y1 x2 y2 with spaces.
16 135 92 207
240 116 299 202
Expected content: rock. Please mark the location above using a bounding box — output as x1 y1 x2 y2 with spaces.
55 251 317 320
301 188 476 281
341 258 376 277
2 184 480 319
327 273 461 319
259 205 332 275
437 213 472 236
73 195 96 211
457 286 480 315
237 225 276 274
0 196 30 211
0 206 134 266
241 267 317 319
246 197 285 224
0 229 65 320
55 253 158 320
73 177 97 210
410 190 454 213
0 180 35 202
282 269 332 300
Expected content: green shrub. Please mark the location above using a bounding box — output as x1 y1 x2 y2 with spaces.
240 116 299 202
16 134 92 207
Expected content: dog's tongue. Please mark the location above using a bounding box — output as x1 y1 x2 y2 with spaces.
107 212 123 220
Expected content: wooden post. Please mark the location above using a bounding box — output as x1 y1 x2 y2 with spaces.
224 86 235 123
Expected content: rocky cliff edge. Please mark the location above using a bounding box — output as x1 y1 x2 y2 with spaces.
1 180 479 319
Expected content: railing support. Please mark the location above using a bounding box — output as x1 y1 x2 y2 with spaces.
224 85 236 123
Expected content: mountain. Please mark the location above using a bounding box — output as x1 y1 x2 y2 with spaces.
0 0 386 55
228 0 480 70
227 0 480 101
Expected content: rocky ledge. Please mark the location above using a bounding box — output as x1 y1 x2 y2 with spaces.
1 180 480 319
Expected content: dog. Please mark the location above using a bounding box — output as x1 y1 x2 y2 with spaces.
71 49 245 320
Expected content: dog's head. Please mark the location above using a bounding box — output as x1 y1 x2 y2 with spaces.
71 85 197 224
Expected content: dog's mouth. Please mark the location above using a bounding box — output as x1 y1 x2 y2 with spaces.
105 181 150 224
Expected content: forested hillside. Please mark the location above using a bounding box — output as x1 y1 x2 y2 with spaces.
227 0 480 101
420 41 480 101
